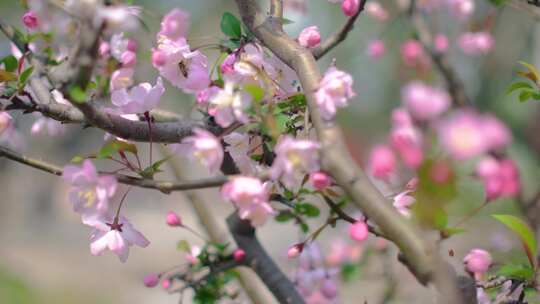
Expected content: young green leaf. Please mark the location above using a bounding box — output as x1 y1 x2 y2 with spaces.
518 61 540 83
506 81 533 95
1 55 18 72
97 140 138 159
492 214 537 269
19 66 34 85
69 85 88 104
220 12 242 39
0 70 17 82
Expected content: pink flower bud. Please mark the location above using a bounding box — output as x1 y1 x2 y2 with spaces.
220 53 236 74
166 211 182 227
143 274 160 287
368 145 396 180
298 26 321 48
320 279 338 299
484 177 503 202
22 11 38 29
429 160 453 184
151 50 167 67
287 243 304 258
309 171 331 190
342 0 361 16
161 278 171 289
99 42 110 58
127 39 138 52
366 39 385 59
434 34 449 53
405 177 419 191
233 249 246 262
120 51 136 67
348 221 369 242
400 39 425 67
464 249 492 280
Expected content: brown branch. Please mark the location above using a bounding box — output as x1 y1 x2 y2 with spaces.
0 145 228 193
409 3 470 107
312 0 367 60
234 0 461 302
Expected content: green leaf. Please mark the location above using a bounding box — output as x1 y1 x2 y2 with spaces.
341 263 360 282
18 66 33 84
274 17 295 25
497 263 535 280
519 90 532 103
296 203 320 217
492 214 537 269
506 81 533 95
220 12 242 39
1 55 18 72
244 84 265 102
139 157 169 179
519 61 540 83
275 211 294 222
177 240 190 252
97 140 138 159
70 155 85 164
69 85 87 104
487 0 506 6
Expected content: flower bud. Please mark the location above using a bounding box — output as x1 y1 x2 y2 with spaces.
309 171 331 190
342 0 361 17
348 221 369 242
152 50 167 67
298 26 321 48
120 51 137 68
233 249 246 262
161 278 171 289
320 278 338 299
143 274 160 287
166 211 182 227
22 11 38 29
464 249 492 280
287 243 304 258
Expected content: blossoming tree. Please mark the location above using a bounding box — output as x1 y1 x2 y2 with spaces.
1 0 540 303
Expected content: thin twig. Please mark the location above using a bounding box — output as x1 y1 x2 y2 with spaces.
0 145 228 193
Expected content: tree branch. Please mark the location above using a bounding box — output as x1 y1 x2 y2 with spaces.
312 0 367 60
0 145 228 193
408 2 470 107
234 0 461 302
227 213 305 304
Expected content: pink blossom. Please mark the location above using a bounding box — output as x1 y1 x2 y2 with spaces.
464 249 492 280
233 43 265 77
400 39 426 67
368 145 396 180
153 37 210 94
151 49 166 67
390 109 424 168
94 6 140 33
99 41 110 58
366 39 386 59
31 114 66 136
315 67 355 120
447 0 474 20
475 157 520 202
437 110 488 160
402 81 450 121
22 11 39 29
62 160 117 216
143 274 160 287
220 53 236 74
110 68 134 91
481 115 511 150
86 215 150 263
298 26 321 48
288 243 304 258
393 190 416 217
233 249 246 262
434 34 449 53
208 80 251 127
348 221 369 242
342 0 361 16
165 211 182 227
365 2 388 21
196 86 220 106
221 177 275 226
157 8 190 40
120 50 136 67
111 77 164 114
223 132 256 175
458 32 494 55
270 136 320 189
127 39 137 52
309 172 332 190
178 128 223 174
320 279 338 299
110 33 130 61
161 279 171 289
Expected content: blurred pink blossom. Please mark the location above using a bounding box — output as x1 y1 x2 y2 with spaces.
111 77 164 114
366 39 386 59
402 81 450 121
298 26 321 48
368 144 396 180
157 8 190 40
315 67 355 120
177 128 224 174
458 32 494 55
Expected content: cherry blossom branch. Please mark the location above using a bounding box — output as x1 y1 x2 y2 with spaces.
227 213 305 304
234 0 461 301
312 0 367 60
408 1 470 107
0 145 228 193
161 147 276 304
